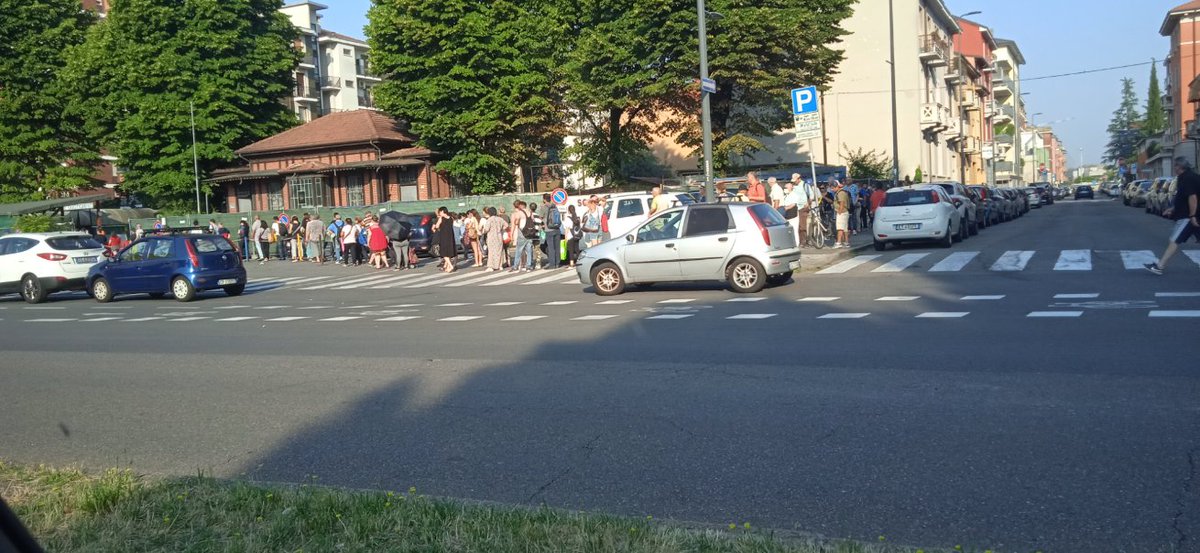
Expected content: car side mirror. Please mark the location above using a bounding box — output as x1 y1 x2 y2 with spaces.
625 234 635 243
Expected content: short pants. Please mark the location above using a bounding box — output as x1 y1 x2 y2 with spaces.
1169 218 1200 244
835 211 850 231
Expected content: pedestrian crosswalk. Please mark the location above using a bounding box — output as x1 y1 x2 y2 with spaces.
241 267 585 294
815 249 1200 276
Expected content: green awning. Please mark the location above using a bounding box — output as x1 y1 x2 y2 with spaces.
0 193 112 216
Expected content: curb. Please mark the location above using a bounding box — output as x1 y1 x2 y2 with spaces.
799 241 873 272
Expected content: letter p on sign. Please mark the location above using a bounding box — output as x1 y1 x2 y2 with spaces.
791 86 819 115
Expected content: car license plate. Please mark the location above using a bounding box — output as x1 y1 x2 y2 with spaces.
894 223 921 230
788 260 801 270
73 256 97 264
217 278 238 286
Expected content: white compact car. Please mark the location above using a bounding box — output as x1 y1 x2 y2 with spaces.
0 232 107 303
872 185 964 251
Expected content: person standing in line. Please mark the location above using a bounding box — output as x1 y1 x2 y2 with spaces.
598 196 611 242
367 215 390 269
581 197 603 247
327 213 345 264
870 183 887 224
509 200 534 272
254 220 270 264
563 205 581 268
845 180 860 235
341 217 360 266
481 207 508 271
431 207 458 273
249 216 262 259
745 171 767 203
391 220 413 272
465 209 483 267
834 181 853 248
734 184 750 202
237 218 250 259
1146 156 1200 275
305 213 325 264
792 174 816 246
768 177 785 209
271 216 286 260
539 194 562 270
290 215 305 262
781 180 801 244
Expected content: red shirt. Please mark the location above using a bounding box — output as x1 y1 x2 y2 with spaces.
746 183 767 203
870 190 887 213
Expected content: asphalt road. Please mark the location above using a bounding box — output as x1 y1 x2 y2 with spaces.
2 196 1198 552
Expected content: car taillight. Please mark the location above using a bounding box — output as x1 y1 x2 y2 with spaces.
748 210 771 246
419 215 431 226
37 253 68 261
185 240 200 268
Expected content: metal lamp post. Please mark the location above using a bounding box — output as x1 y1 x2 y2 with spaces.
887 0 899 185
191 101 201 214
697 0 716 202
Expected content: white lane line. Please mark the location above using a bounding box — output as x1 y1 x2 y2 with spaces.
1156 292 1200 297
437 302 473 307
541 301 577 306
816 255 881 275
367 274 445 289
487 301 524 306
522 269 577 285
23 306 66 310
961 295 1005 301
259 306 289 310
122 317 163 322
301 274 394 290
1184 250 1200 268
871 253 930 273
215 317 258 322
645 314 694 320
319 316 360 322
26 318 76 322
169 316 211 322
915 312 969 318
265 316 307 322
1027 311 1083 318
283 276 334 285
405 270 489 288
1053 250 1093 271
726 297 766 302
213 305 250 310
342 305 373 309
797 297 840 302
1120 250 1158 270
481 271 548 286
727 313 777 320
1054 293 1099 299
298 306 332 310
876 296 919 301
657 298 695 304
439 316 484 322
389 304 424 308
445 270 517 288
379 316 421 322
1149 310 1200 317
817 313 870 319
83 317 123 322
928 251 979 272
597 300 633 305
989 250 1035 271
573 315 618 321
503 315 546 321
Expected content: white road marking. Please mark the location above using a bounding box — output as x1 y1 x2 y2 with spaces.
215 317 258 322
542 301 577 306
816 255 881 274
915 312 969 318
961 295 1005 300
876 296 919 301
298 306 332 310
439 316 484 322
378 316 422 322
370 273 446 289
389 304 424 308
1120 250 1157 270
319 316 361 322
657 299 695 304
259 306 289 310
645 314 694 320
1184 250 1200 267
122 317 163 322
265 317 307 322
726 313 777 320
83 317 122 322
301 274 395 290
928 251 979 272
213 305 250 310
445 270 517 287
989 250 1035 271
1054 293 1099 299
486 301 525 306
404 270 488 288
726 297 766 302
797 297 840 302
871 253 930 273
169 317 210 322
437 303 473 307
26 318 75 322
572 315 618 321
1155 292 1200 297
502 315 546 321
596 300 633 305
1026 311 1083 318
482 271 549 286
522 269 578 285
1053 250 1092 271
817 313 870 319
23 306 65 310
1149 310 1200 317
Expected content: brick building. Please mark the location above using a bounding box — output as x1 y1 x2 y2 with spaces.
209 110 452 214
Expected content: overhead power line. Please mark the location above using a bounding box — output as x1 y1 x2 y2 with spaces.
825 60 1156 97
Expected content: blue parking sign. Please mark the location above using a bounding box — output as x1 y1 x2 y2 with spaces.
791 86 819 115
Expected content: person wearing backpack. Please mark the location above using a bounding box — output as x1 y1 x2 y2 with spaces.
538 193 562 270
327 213 345 264
509 200 535 272
563 204 582 268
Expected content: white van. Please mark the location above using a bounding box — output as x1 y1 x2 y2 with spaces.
603 192 695 239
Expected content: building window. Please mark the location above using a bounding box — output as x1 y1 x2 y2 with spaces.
346 80 355 89
380 169 392 202
267 181 284 210
344 173 364 206
287 175 326 210
343 47 352 56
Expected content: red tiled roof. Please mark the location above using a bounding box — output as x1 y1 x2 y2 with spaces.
381 147 433 159
237 110 416 156
1162 1 1200 35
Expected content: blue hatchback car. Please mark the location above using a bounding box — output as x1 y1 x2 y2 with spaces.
87 232 247 302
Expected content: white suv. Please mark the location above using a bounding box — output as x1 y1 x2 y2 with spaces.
0 232 107 303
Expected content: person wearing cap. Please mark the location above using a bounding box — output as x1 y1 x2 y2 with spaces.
833 180 852 248
790 173 816 246
745 171 766 203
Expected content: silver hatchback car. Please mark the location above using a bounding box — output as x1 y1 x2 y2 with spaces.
576 203 801 295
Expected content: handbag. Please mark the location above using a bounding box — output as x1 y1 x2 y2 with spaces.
784 206 798 219
431 243 441 257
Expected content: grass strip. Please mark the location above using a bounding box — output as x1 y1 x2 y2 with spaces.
1 460 957 553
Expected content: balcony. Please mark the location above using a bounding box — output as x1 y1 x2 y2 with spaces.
320 76 342 90
945 119 963 141
357 93 375 109
355 59 382 81
993 104 1015 124
993 76 1013 98
299 52 317 68
919 34 949 67
294 83 319 100
963 136 980 153
994 161 1015 174
921 103 947 132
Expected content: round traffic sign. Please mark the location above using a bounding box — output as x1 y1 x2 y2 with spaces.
551 187 569 206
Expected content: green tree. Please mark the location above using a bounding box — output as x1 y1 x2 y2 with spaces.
65 0 299 212
1143 61 1166 139
368 0 566 194
1105 77 1141 165
842 145 892 180
912 166 923 183
0 0 96 202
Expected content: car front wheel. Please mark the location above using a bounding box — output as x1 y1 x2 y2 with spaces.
590 263 625 296
91 278 113 303
171 277 196 302
21 274 47 304
873 239 887 251
727 257 766 294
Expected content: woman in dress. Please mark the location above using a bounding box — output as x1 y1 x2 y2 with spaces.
464 209 483 267
481 206 508 271
581 197 603 247
367 216 389 269
431 207 458 273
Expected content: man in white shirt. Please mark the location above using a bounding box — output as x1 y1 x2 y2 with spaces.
768 177 785 208
791 173 816 246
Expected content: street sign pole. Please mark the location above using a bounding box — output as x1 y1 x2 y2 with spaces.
808 139 817 187
791 86 822 186
697 0 715 203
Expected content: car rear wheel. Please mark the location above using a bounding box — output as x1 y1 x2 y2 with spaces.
873 239 887 251
91 278 113 303
20 274 47 304
969 217 979 236
766 271 792 287
940 224 953 248
959 217 969 241
726 257 766 294
590 263 625 296
224 283 245 296
171 277 196 302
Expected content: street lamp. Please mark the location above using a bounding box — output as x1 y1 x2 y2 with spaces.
697 0 717 202
887 0 899 185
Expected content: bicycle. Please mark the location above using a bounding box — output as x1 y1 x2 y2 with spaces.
804 199 833 249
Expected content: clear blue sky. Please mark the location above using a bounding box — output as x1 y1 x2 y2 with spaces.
320 0 1175 170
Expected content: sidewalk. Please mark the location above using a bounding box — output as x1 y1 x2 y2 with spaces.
798 229 872 272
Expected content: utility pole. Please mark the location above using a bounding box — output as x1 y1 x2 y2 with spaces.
888 0 900 186
191 101 201 214
1013 79 1022 186
697 0 715 202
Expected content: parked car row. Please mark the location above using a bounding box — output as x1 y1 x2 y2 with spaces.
1121 177 1177 216
871 182 1039 251
0 231 247 304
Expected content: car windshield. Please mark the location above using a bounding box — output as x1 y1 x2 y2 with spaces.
884 190 937 206
934 184 955 194
1140 182 1153 190
674 194 696 205
191 236 233 253
45 236 103 250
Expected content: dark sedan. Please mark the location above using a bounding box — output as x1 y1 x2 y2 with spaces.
1074 185 1095 200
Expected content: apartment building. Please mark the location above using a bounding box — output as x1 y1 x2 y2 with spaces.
991 39 1026 186
952 18 996 184
1159 1 1200 173
280 1 381 123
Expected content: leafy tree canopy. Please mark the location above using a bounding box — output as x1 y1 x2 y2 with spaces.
1143 61 1166 139
842 145 892 181
1105 77 1141 165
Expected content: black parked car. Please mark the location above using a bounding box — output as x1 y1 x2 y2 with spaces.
1074 185 1094 200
